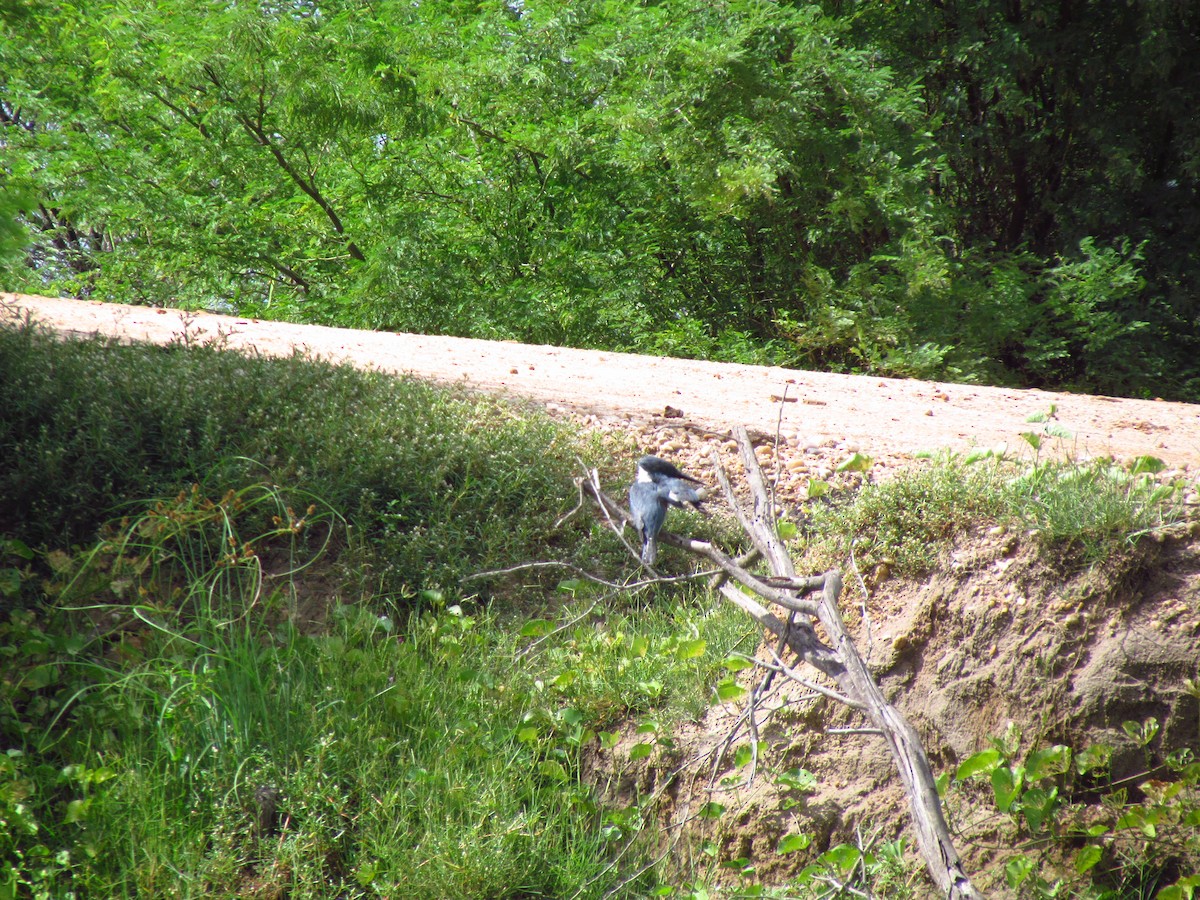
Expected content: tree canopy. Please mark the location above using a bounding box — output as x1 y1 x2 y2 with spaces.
3 0 1198 399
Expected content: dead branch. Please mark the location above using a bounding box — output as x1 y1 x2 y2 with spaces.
582 429 983 899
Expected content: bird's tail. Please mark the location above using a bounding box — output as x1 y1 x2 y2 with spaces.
641 538 658 566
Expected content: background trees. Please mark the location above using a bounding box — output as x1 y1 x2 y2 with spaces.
3 0 1198 399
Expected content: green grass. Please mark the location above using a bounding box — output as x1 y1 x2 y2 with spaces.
0 322 608 596
0 321 748 898
3 601 632 897
2 528 745 898
796 449 1192 577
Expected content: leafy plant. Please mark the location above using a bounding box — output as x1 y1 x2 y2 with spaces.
950 723 1200 898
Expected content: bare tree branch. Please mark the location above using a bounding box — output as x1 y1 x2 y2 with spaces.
581 429 983 899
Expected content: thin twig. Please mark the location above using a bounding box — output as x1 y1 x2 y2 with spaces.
465 559 718 590
769 381 790 525
848 538 876 660
554 470 589 529
761 647 865 710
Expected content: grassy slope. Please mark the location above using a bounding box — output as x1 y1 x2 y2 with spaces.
1 322 1194 899
0 323 749 898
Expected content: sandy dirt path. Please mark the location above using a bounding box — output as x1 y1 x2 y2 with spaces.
6 292 1200 471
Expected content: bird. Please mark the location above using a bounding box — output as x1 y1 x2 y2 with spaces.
628 455 705 565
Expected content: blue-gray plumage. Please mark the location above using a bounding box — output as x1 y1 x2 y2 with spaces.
629 456 704 565
629 479 668 565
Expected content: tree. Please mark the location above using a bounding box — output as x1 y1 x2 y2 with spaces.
828 0 1200 396
5 0 1198 396
2 1 942 352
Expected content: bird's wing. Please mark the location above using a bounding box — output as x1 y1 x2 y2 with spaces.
661 478 704 509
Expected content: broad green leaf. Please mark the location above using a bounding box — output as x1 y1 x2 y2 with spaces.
1 538 34 560
676 638 706 660
636 680 664 699
1004 855 1034 889
733 744 753 768
991 766 1020 812
836 452 873 473
0 568 20 598
714 678 747 703
24 664 59 690
1075 845 1102 874
956 748 1002 780
777 833 811 854
1025 745 1071 781
1021 786 1058 832
64 798 91 824
1044 423 1073 439
805 479 830 500
1075 743 1112 775
1129 455 1166 475
520 618 554 637
777 767 818 793
935 771 950 798
819 843 861 874
1123 717 1159 747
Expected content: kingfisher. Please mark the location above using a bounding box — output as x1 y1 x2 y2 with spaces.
628 455 704 565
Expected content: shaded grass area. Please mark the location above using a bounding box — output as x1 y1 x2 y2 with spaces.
0 322 600 595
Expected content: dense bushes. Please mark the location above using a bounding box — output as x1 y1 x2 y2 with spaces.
4 1 1198 398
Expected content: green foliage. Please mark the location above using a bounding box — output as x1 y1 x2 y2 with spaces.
0 593 669 897
803 453 1011 574
525 595 750 731
950 723 1200 898
7 0 1200 394
0 475 745 898
0 322 597 593
799 430 1191 576
0 320 763 897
